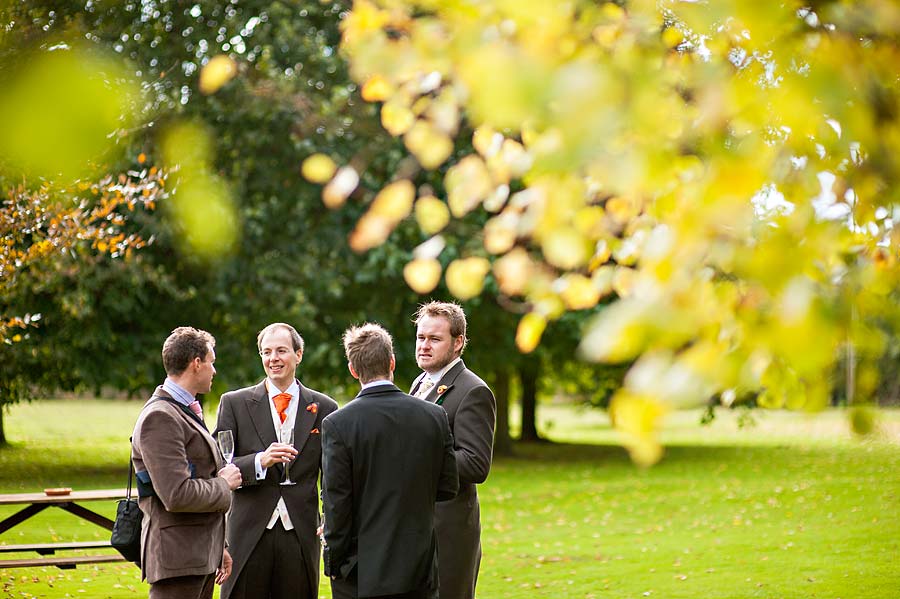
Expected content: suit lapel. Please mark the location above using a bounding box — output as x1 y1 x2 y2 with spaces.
293 383 319 453
247 381 278 447
154 388 221 467
431 360 466 405
409 372 427 396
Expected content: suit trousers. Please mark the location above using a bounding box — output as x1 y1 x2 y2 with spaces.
331 569 436 599
149 573 215 599
228 521 310 599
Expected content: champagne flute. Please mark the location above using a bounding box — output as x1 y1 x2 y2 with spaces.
217 430 234 465
279 424 296 486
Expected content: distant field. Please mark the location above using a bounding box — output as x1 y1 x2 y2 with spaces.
1 399 898 598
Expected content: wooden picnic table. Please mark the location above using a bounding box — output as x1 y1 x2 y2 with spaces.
0 488 130 569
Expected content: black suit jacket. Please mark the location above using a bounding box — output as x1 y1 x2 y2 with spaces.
322 383 458 598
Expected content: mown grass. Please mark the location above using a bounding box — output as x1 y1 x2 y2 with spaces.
1 399 898 598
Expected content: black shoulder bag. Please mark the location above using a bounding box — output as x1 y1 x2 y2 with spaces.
110 443 143 565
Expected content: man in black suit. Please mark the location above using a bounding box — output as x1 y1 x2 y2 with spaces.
410 301 496 599
322 322 458 599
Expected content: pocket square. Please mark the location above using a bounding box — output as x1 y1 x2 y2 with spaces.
310 428 320 434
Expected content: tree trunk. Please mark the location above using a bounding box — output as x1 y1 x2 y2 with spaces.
0 406 6 447
519 361 541 442
492 369 513 456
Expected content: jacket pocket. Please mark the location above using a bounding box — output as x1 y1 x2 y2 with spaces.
159 518 212 569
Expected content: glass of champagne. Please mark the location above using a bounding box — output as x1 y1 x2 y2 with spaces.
217 430 234 465
279 424 296 486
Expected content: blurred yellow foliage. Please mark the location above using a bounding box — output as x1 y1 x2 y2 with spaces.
0 46 138 183
318 0 900 464
301 154 338 184
198 55 237 95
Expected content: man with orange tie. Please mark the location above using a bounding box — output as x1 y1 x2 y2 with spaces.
214 323 338 599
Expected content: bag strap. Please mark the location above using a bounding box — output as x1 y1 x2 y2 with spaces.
126 437 135 501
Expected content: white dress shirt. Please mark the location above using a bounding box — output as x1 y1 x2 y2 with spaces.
418 356 461 393
254 379 300 530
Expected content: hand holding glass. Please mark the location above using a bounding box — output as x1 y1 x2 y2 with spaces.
217 430 234 465
280 425 296 486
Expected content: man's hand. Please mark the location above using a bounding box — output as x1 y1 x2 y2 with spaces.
216 548 233 585
217 463 242 490
259 442 298 468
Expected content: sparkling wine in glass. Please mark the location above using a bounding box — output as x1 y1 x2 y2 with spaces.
279 424 296 486
217 430 234 465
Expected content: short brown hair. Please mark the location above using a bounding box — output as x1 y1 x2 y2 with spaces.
257 322 305 353
162 327 215 375
414 301 468 353
343 323 393 383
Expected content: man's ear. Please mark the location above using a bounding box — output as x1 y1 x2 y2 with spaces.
453 335 464 356
389 354 396 373
348 362 360 381
296 349 304 363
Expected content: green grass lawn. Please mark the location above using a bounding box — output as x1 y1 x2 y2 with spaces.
1 399 898 598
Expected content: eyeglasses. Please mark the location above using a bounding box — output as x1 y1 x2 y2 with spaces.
259 347 294 359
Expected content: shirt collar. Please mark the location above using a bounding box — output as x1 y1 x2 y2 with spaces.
163 377 195 408
266 379 299 400
425 356 461 385
361 379 393 391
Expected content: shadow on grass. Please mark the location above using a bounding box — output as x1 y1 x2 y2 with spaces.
497 438 848 468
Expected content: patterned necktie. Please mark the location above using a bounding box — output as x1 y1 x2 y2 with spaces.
273 393 291 423
188 400 203 421
415 378 435 399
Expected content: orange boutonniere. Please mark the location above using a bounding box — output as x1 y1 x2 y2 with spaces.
307 403 318 414
437 385 448 395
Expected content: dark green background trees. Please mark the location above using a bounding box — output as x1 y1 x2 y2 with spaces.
0 0 590 447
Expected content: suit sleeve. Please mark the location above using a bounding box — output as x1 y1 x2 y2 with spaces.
213 393 258 486
453 383 497 485
139 408 231 513
437 410 459 501
322 416 353 577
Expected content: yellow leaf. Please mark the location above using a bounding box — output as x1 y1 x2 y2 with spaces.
382 100 416 136
415 196 451 234
322 166 359 209
516 312 547 353
445 256 491 300
541 227 590 269
473 126 503 157
301 154 337 184
361 74 394 102
349 212 394 252
612 267 636 297
484 213 518 255
494 248 533 296
405 120 453 169
558 273 601 310
446 155 493 217
370 180 415 222
404 258 443 294
199 55 237 95
609 390 668 467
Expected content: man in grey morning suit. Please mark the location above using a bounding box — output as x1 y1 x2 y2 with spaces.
410 301 497 599
322 323 458 599
214 323 338 599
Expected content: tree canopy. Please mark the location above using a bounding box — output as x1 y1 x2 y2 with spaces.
297 0 900 463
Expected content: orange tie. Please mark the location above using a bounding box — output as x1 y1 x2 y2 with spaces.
273 393 291 424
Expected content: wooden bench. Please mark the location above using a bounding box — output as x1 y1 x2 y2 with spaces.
0 489 131 569
0 540 114 555
0 554 126 569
